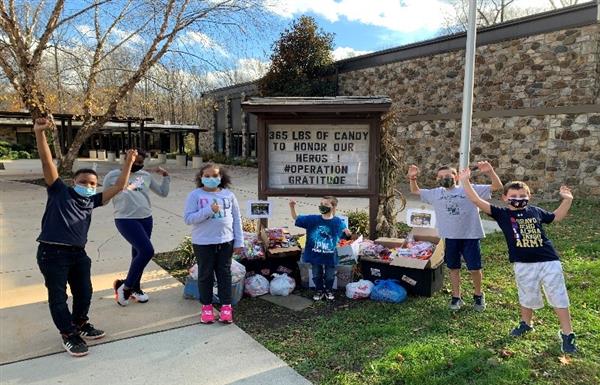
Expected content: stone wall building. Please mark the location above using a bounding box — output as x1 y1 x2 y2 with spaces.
202 3 600 197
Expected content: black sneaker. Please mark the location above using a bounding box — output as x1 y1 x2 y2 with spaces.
510 321 533 337
559 331 578 354
62 333 88 357
324 290 335 301
473 294 486 312
449 296 465 310
78 323 105 340
312 290 324 301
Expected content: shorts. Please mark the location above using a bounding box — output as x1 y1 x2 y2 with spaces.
444 239 482 270
513 260 570 309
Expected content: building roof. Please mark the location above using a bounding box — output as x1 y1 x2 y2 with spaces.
242 96 392 113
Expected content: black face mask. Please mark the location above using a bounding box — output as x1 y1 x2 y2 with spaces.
131 164 144 173
438 176 455 188
508 198 529 209
319 205 332 214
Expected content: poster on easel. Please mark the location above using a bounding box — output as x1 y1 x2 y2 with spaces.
247 200 272 219
406 209 436 228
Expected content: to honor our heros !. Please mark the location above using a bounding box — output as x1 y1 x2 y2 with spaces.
267 124 370 189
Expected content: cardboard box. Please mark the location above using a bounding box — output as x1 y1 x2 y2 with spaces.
336 235 363 261
360 259 444 297
260 229 302 259
360 227 445 297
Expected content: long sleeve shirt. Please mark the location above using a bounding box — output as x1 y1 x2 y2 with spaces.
183 188 243 248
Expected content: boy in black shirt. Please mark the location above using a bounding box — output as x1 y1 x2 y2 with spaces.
34 117 136 357
459 168 577 354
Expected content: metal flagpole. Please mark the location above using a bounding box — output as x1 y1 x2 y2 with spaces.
459 0 478 172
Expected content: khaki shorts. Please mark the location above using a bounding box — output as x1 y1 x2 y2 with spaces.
513 261 570 309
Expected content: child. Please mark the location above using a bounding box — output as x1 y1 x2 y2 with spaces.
34 117 136 357
290 196 351 301
183 164 243 324
103 149 171 306
459 168 577 354
408 162 502 311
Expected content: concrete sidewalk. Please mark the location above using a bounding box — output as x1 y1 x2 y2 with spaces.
0 323 312 385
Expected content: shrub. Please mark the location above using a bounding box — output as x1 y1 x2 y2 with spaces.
174 236 195 268
346 209 369 236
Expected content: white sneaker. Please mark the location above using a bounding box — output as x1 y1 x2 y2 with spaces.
130 289 149 303
113 279 131 306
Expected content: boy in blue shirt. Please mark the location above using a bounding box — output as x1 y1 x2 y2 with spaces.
460 168 577 354
34 117 136 357
290 196 351 301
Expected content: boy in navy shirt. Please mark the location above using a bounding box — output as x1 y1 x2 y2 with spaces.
459 168 577 354
34 117 136 357
290 196 351 301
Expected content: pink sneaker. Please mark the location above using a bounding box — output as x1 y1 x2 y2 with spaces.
200 304 215 324
219 304 233 324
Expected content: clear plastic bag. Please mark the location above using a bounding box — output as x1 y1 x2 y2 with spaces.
269 273 296 296
244 274 270 297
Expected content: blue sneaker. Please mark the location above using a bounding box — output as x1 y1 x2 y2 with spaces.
449 297 465 310
559 331 577 354
510 321 533 337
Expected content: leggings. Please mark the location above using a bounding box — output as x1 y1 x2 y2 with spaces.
115 216 154 289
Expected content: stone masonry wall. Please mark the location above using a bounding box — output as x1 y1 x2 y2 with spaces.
0 127 17 143
197 98 216 155
339 23 600 197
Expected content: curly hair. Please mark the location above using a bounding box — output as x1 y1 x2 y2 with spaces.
195 163 232 188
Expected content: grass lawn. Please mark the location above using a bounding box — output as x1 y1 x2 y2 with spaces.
231 199 600 385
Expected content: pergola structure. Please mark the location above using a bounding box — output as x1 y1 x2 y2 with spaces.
0 111 207 156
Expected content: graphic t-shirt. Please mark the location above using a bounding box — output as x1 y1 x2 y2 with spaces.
420 185 491 239
490 205 560 263
37 178 103 248
295 215 347 266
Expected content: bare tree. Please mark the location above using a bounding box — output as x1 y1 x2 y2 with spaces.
0 0 268 174
548 0 580 9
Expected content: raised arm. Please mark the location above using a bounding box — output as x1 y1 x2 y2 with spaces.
459 168 492 215
149 167 170 197
476 161 503 191
553 186 573 222
289 200 298 220
101 149 137 205
407 165 420 195
33 118 59 186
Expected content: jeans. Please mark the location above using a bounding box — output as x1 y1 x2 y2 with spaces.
115 217 154 289
37 243 92 335
193 241 233 305
311 264 336 291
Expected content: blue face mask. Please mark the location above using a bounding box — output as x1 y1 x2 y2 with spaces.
202 177 221 189
74 184 96 197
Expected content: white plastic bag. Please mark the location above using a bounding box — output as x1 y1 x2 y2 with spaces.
231 260 246 283
345 279 374 299
189 264 198 280
244 274 270 297
269 273 296 296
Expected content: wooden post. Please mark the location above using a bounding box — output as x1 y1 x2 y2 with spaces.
140 120 146 150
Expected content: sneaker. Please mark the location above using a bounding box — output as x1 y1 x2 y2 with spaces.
113 279 131 306
559 331 577 354
473 294 486 312
449 297 465 310
78 323 105 340
510 321 533 337
219 304 233 324
201 304 215 324
130 289 149 303
312 291 324 301
62 333 88 357
324 290 335 301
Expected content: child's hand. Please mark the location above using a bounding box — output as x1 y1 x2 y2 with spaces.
289 200 296 208
407 165 419 179
125 149 138 166
476 161 494 174
154 166 169 177
458 168 471 182
33 117 51 133
559 185 573 200
211 201 221 213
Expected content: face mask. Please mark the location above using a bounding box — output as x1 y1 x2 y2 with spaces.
319 205 332 214
74 184 96 197
131 164 144 173
438 176 455 188
508 198 529 209
202 177 221 189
